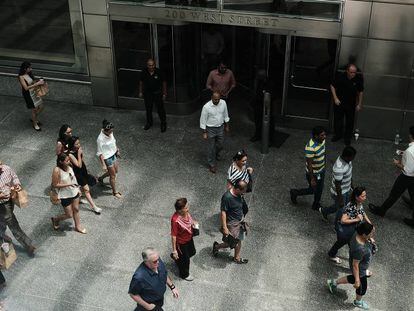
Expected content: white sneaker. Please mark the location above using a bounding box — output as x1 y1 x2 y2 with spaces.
184 275 194 281
80 198 88 204
92 206 102 215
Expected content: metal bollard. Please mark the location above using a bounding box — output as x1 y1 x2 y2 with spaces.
261 92 271 154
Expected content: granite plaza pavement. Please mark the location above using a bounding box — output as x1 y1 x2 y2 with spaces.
0 94 413 311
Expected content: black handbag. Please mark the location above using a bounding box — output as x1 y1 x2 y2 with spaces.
222 234 239 249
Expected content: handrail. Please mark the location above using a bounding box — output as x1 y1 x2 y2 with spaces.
0 71 91 85
290 81 328 92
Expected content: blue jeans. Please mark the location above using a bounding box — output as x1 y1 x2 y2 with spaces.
322 191 350 216
295 171 325 209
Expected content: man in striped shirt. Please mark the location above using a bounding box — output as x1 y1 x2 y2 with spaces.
0 161 35 256
320 146 357 220
290 126 327 210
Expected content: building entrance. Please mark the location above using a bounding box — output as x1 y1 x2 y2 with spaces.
112 20 337 128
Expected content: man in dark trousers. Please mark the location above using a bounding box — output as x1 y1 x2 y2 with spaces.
139 58 168 132
369 126 414 228
330 64 364 146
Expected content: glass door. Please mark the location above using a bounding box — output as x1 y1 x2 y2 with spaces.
284 36 337 120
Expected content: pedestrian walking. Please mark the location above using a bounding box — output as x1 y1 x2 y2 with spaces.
56 124 73 155
213 179 249 264
138 58 168 132
290 126 326 210
67 136 102 215
170 198 197 281
330 64 364 145
328 187 372 264
320 146 356 220
369 126 414 227
327 222 375 310
96 120 122 199
206 60 236 100
129 247 179 311
200 92 230 174
0 161 36 256
227 150 253 191
18 61 45 131
50 154 86 234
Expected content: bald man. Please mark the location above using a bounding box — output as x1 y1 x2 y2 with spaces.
330 64 364 146
139 59 168 133
200 92 230 173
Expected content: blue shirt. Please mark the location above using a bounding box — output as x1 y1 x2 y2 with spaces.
128 259 168 303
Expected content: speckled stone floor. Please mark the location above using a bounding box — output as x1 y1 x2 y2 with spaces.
0 94 413 311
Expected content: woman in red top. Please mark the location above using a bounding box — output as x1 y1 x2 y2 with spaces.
171 198 197 281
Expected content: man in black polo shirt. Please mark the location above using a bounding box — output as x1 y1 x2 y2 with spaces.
139 59 168 132
129 247 179 311
330 64 364 146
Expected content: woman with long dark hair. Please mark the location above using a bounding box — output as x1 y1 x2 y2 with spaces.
227 150 253 190
67 136 102 215
18 61 45 131
97 120 121 198
51 153 86 234
56 124 72 155
328 186 372 264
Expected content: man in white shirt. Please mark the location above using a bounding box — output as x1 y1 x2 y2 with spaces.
200 92 230 173
369 126 414 227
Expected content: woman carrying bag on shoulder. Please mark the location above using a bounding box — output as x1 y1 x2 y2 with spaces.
170 198 198 281
51 154 86 234
18 61 45 131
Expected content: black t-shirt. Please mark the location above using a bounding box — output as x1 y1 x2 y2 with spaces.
332 72 364 107
140 68 165 94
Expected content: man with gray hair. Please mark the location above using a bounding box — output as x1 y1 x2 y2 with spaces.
129 247 179 310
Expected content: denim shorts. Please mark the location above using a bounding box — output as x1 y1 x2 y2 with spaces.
104 153 117 167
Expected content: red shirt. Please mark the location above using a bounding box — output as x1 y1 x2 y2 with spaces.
171 212 193 245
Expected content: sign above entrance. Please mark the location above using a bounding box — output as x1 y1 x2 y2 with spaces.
109 3 340 38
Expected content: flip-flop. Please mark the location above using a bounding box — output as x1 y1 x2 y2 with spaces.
233 258 248 264
51 217 59 230
75 228 87 234
113 192 122 199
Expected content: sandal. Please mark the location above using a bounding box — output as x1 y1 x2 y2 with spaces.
233 257 248 264
75 228 87 234
51 217 59 230
113 192 122 199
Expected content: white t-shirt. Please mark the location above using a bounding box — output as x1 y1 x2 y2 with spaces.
96 130 117 160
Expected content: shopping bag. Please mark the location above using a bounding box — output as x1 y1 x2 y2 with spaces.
11 189 29 208
35 82 49 97
0 243 17 270
49 186 60 205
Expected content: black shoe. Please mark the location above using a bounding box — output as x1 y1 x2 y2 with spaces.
143 123 152 130
368 203 385 217
161 124 167 133
312 203 322 211
403 218 414 227
250 136 260 142
319 207 328 221
331 136 342 142
290 189 298 204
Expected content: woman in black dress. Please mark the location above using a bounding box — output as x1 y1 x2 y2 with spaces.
56 124 73 155
67 136 102 215
17 61 45 131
